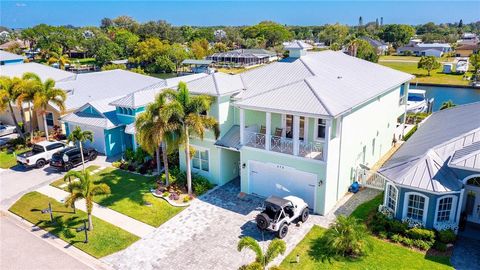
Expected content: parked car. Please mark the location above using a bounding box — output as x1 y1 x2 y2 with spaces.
255 195 309 239
0 124 16 137
50 146 98 171
16 141 67 168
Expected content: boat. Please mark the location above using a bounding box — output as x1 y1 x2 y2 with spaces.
406 89 428 113
456 59 469 74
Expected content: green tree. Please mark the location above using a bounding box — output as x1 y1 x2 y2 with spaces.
131 38 168 67
440 100 456 110
242 21 292 48
159 82 220 195
64 170 111 231
153 55 176 73
319 216 371 259
47 49 70 69
32 78 66 140
348 39 379 63
318 24 349 46
101 63 127 71
67 126 94 172
417 56 440 76
18 72 43 142
470 53 480 74
135 94 174 185
381 24 415 48
112 29 139 57
95 39 122 66
129 67 146 74
0 76 26 139
237 236 286 269
190 38 210 59
213 42 228 52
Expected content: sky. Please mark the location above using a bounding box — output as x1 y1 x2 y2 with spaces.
1 1 479 28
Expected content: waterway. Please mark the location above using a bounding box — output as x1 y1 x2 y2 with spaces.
411 84 480 111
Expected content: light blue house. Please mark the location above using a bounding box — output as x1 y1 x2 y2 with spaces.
378 102 480 231
0 50 26 65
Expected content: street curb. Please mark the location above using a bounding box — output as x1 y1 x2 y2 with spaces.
1 210 112 270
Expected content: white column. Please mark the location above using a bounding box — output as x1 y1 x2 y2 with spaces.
323 119 332 161
303 117 309 141
240 108 245 145
265 112 271 150
293 115 300 156
402 82 409 139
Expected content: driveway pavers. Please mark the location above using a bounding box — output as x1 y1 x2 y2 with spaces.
451 236 480 270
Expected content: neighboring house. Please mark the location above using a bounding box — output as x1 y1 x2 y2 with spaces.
0 39 29 51
455 43 479 57
62 72 208 156
0 50 26 65
378 102 480 230
359 36 389 55
397 43 452 57
207 49 278 67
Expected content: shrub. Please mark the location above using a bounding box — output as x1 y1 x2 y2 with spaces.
169 192 179 201
7 137 25 147
378 231 388 239
403 125 418 141
112 161 122 168
370 212 389 234
128 164 136 171
389 219 409 235
438 229 456 244
183 195 191 203
390 234 402 243
162 191 170 197
400 236 414 247
406 228 435 242
192 174 213 195
434 241 448 252
413 239 433 250
125 149 135 162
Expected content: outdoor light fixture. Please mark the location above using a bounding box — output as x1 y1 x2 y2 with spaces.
242 163 246 169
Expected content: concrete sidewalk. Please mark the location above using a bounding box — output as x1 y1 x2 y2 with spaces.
36 185 155 238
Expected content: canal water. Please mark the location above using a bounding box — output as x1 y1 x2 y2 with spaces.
410 85 480 111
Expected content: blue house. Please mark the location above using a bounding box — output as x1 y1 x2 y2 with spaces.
0 50 26 65
378 102 480 231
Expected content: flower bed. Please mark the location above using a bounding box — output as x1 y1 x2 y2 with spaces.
112 148 158 176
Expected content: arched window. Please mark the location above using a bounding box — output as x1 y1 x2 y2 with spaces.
435 195 457 223
403 192 429 225
128 108 133 115
467 177 480 187
384 182 398 213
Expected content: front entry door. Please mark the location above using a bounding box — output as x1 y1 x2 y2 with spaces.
465 182 480 224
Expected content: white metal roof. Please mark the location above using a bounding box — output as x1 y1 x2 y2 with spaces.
61 97 120 129
0 62 75 82
449 141 480 172
283 40 313 50
0 50 26 61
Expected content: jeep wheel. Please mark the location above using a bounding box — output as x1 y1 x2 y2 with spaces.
36 159 46 168
277 223 289 239
256 213 270 230
300 208 309 223
64 163 73 172
88 151 98 161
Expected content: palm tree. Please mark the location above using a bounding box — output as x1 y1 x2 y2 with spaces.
64 170 110 231
321 215 371 258
159 82 220 195
17 72 42 142
67 126 94 172
135 93 174 186
47 49 70 70
237 237 286 269
32 78 66 140
440 100 456 110
0 76 26 139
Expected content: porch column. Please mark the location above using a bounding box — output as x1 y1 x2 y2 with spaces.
293 115 300 156
240 108 245 145
303 117 309 140
265 112 271 150
402 82 410 139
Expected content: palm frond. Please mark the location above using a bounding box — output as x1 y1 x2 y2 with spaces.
237 236 264 263
91 183 111 196
264 239 286 264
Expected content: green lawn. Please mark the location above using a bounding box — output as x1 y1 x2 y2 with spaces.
9 192 139 258
379 55 455 62
0 148 30 169
379 61 473 86
280 193 453 270
49 165 100 188
280 226 453 270
52 167 185 227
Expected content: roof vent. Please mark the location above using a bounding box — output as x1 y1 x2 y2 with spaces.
337 76 342 79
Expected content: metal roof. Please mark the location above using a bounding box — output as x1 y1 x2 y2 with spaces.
283 40 313 50
181 59 213 65
61 97 120 129
0 62 75 82
0 50 26 61
379 102 480 193
187 72 244 96
214 125 241 150
449 141 480 172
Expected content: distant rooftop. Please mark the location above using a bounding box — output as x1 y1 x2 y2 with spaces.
283 40 313 50
181 59 213 65
0 62 74 81
0 50 26 61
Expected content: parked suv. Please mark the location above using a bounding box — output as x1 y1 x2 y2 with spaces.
17 141 67 168
50 146 98 171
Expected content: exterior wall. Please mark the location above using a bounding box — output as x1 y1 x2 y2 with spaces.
219 148 240 184
336 86 401 202
240 147 327 214
36 106 62 133
179 138 223 185
104 126 125 157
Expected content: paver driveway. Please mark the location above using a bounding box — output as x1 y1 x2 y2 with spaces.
103 179 322 270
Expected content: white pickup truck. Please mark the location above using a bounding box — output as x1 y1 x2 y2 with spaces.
16 141 67 168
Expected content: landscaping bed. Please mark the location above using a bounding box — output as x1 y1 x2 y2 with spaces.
9 192 139 258
112 148 158 176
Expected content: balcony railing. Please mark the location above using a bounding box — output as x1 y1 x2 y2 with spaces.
244 131 324 160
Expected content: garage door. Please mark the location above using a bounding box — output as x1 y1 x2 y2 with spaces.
249 161 316 210
68 123 106 154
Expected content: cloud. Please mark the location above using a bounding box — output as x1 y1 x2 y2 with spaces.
15 3 27 7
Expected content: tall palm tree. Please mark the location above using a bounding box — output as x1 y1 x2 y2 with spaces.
237 237 286 269
17 72 42 142
64 170 110 231
32 78 66 140
440 100 456 110
67 126 94 172
0 76 26 139
159 82 220 195
135 93 175 185
47 49 70 70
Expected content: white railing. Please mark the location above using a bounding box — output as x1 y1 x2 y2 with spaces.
244 131 324 160
356 167 388 190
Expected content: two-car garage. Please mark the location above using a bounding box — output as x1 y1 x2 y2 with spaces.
248 161 317 211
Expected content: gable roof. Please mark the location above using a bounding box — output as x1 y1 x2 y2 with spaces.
61 97 120 129
359 36 387 48
0 62 75 82
379 102 480 193
283 40 313 50
0 50 26 61
235 50 413 117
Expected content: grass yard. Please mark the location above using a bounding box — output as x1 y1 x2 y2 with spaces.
280 226 453 270
280 193 453 270
49 165 100 188
379 55 455 62
0 148 30 169
379 61 473 86
9 192 139 258
51 167 185 227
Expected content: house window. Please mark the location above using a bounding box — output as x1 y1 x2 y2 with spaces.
385 183 398 212
285 115 305 139
192 149 209 172
405 193 428 223
316 119 326 139
436 196 455 222
45 112 54 126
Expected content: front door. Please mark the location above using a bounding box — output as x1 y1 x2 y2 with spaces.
465 177 480 224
